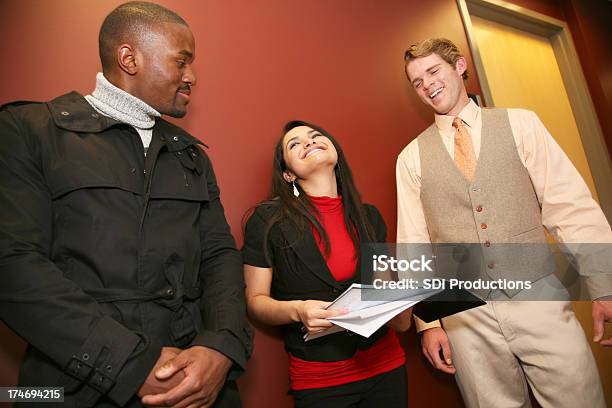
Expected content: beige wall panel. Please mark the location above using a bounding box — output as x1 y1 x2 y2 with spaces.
471 15 598 198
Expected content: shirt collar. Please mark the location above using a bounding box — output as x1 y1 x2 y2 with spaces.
434 99 480 134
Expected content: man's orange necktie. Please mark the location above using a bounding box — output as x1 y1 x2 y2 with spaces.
453 117 477 181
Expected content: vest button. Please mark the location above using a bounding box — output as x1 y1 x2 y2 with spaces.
475 205 483 212
487 262 495 269
484 240 491 247
481 223 488 229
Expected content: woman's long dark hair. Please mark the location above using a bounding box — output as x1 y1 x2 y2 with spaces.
262 120 376 256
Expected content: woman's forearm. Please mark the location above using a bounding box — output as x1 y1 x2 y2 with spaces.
247 294 304 326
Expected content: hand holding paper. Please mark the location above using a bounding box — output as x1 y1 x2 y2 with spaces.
296 299 348 334
303 283 485 341
304 284 432 340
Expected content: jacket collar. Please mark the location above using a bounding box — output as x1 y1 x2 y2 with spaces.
46 91 205 149
276 219 358 290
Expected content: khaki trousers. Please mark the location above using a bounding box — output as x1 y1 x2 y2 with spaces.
443 301 605 408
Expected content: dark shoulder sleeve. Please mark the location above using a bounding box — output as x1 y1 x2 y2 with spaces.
192 150 252 379
364 204 387 243
242 204 275 268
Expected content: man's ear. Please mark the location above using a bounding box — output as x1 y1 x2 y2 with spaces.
282 171 295 183
455 56 467 78
117 44 138 75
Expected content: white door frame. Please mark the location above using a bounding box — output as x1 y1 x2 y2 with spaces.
457 0 612 221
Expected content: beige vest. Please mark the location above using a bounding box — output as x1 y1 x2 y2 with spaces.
418 108 555 297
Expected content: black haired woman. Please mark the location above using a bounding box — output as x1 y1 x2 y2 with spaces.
242 121 411 407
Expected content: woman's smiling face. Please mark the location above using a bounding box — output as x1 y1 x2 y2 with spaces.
282 125 338 181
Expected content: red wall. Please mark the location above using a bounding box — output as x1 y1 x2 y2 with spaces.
0 1 477 406
0 1 607 407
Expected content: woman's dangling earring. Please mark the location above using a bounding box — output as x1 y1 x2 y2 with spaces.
292 180 300 197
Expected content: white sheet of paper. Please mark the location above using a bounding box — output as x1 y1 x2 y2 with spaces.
303 284 442 341
329 302 415 337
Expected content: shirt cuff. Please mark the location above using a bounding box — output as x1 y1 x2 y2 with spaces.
414 316 442 332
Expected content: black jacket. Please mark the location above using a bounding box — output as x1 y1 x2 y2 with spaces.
242 201 388 362
0 92 252 407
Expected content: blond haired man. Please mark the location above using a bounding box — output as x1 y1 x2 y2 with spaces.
397 38 612 407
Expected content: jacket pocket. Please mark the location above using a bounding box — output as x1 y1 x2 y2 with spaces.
47 163 139 199
148 151 209 202
509 225 544 242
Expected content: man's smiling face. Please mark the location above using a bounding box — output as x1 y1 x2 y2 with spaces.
406 52 468 116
